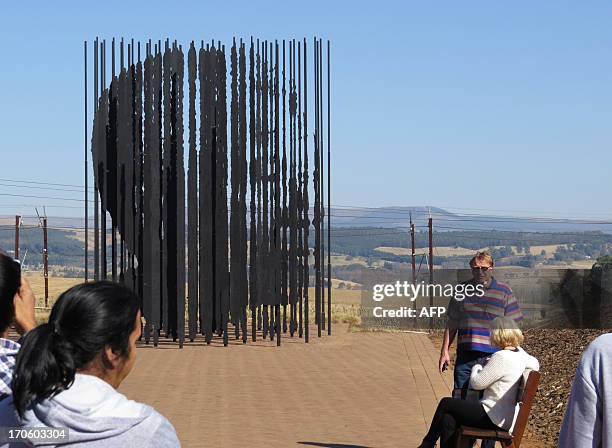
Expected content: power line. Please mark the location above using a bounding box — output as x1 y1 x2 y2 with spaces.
0 204 92 209
17 215 95 221
5 177 612 221
0 181 95 196
0 193 86 203
0 178 95 190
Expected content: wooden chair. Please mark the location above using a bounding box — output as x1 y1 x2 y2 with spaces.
454 370 541 448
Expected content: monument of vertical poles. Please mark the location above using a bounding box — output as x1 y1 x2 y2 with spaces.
87 37 331 347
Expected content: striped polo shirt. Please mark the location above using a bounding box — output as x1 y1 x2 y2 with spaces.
447 277 523 353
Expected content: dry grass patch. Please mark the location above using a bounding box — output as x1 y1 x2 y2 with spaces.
375 246 476 257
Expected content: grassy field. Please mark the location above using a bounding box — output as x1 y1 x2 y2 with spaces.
329 254 387 268
527 244 563 257
537 259 594 269
21 274 82 323
375 246 476 256
20 274 363 327
375 244 567 258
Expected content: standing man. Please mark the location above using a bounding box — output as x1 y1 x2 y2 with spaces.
438 250 523 447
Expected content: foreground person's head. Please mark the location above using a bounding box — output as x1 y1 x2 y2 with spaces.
490 316 523 349
0 251 21 336
12 281 141 417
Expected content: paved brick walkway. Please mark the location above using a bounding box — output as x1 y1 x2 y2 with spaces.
119 325 455 448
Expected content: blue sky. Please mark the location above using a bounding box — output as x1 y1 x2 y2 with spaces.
1 1 611 219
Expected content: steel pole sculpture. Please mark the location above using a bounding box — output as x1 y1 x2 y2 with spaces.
89 37 331 347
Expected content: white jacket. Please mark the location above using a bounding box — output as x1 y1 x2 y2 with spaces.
0 373 179 447
469 347 539 432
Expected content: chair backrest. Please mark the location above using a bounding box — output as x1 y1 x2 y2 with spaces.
511 370 541 447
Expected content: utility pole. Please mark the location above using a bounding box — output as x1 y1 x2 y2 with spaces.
428 214 433 330
43 217 49 307
410 213 416 284
15 215 21 261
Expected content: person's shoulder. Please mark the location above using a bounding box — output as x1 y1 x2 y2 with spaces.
0 339 19 396
488 279 513 295
0 338 20 355
517 347 540 368
147 408 180 448
488 349 513 362
584 333 612 358
569 334 612 385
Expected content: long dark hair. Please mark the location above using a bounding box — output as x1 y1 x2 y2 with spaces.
12 281 140 417
0 251 21 333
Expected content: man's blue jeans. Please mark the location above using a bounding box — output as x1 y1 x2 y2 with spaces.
454 350 495 448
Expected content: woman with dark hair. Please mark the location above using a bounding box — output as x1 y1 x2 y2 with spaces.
0 251 37 447
3 281 179 447
0 251 37 401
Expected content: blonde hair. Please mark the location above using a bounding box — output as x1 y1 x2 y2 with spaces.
490 317 523 348
470 250 494 267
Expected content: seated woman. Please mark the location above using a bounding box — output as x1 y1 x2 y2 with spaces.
419 317 539 448
5 281 180 447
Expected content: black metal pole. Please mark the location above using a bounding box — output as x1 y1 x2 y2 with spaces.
282 39 288 335
327 40 331 336
319 38 325 332
239 41 248 344
94 38 99 281
111 37 117 282
84 41 89 282
188 42 198 342
101 39 107 280
253 38 261 341
275 41 281 346
314 37 321 338
297 40 303 339
303 38 309 343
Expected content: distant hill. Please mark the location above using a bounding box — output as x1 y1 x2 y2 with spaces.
328 206 612 233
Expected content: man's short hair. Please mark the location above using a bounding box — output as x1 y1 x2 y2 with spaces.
470 250 494 267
